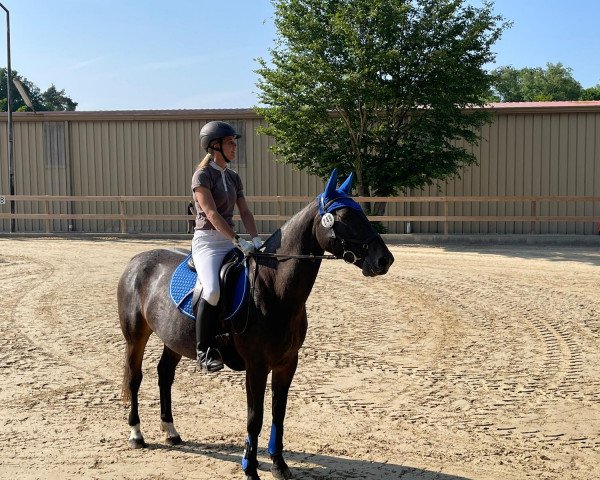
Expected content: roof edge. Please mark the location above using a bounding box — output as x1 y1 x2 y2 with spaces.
485 101 600 113
1 101 600 122
2 108 262 122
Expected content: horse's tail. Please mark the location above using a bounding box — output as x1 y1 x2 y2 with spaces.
118 259 150 405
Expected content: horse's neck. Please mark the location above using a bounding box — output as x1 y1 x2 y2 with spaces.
262 202 323 303
279 202 322 256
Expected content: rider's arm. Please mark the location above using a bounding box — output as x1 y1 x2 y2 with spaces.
236 196 258 239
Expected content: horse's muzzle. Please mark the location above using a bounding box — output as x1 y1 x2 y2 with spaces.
361 249 394 277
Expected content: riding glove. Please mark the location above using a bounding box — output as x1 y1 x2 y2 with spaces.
251 236 263 250
233 235 255 256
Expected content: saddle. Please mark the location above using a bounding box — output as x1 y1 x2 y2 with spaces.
169 249 249 321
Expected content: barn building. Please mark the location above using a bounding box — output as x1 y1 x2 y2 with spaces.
1 101 599 235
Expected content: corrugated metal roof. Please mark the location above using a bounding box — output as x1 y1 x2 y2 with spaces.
487 101 600 113
2 101 600 122
3 108 262 122
491 101 600 108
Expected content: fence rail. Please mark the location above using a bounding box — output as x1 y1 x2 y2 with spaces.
1 195 600 234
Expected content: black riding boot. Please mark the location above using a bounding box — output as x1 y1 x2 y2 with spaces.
195 299 224 372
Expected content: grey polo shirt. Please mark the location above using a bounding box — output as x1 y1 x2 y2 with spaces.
191 162 244 230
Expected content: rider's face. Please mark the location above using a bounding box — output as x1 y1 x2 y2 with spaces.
220 135 237 161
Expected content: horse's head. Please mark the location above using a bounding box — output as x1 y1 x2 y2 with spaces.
315 169 394 276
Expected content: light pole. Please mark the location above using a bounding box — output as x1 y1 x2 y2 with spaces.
0 2 14 233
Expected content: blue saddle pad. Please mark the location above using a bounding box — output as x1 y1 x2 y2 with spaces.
169 253 249 321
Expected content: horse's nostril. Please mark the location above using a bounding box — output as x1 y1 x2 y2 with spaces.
378 257 390 270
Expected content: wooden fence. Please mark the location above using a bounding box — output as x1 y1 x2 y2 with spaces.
1 195 600 234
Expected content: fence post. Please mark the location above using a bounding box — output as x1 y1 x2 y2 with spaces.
530 200 537 234
119 200 127 234
45 199 51 233
443 200 449 235
277 196 283 228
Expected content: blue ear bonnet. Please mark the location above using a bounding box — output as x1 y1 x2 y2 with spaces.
317 169 363 216
318 193 363 216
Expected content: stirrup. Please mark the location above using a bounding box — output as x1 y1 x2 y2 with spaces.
197 347 224 373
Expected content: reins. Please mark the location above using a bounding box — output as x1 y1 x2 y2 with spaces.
233 249 335 335
250 252 337 261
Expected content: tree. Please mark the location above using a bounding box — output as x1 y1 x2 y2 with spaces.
255 0 508 206
491 63 583 102
0 68 77 111
581 84 600 101
41 84 78 111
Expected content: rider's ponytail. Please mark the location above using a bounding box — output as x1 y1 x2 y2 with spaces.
197 153 212 170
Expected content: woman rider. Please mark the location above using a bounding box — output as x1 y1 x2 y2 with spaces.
191 121 261 372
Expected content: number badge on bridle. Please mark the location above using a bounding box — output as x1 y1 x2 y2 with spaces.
321 212 335 229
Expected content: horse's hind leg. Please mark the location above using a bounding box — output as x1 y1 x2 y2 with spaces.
121 315 152 449
157 344 183 445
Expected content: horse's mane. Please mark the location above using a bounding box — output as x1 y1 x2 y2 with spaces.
261 199 319 255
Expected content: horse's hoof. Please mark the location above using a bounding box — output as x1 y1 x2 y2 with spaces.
244 467 261 480
128 438 147 449
271 465 293 480
271 455 292 480
166 435 182 446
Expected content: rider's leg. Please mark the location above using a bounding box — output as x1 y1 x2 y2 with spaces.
195 298 223 372
191 230 231 373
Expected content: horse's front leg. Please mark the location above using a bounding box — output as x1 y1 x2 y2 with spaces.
268 355 297 480
242 364 269 480
157 344 182 445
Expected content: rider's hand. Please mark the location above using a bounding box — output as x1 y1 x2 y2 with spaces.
251 236 263 250
232 235 255 256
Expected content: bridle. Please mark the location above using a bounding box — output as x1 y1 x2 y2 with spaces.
336 232 379 264
237 201 377 334
249 209 379 265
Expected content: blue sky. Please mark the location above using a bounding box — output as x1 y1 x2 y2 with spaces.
2 0 600 111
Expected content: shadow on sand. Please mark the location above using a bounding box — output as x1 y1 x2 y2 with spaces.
148 440 472 480
436 243 600 267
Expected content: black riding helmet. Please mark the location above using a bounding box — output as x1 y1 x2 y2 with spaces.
200 121 241 163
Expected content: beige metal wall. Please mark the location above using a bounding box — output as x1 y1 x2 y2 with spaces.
0 110 324 234
407 104 600 234
1 103 600 234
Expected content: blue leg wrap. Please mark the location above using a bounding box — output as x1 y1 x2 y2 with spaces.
241 435 252 471
268 423 277 456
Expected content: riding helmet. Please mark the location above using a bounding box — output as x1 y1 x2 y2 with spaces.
199 121 241 151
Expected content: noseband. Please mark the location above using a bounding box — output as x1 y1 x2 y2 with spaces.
337 232 379 264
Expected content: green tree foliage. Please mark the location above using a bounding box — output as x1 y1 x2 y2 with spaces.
491 63 584 102
40 84 78 111
581 85 600 100
0 68 77 111
255 0 508 200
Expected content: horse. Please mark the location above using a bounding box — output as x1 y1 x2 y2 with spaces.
186 201 196 234
118 170 394 480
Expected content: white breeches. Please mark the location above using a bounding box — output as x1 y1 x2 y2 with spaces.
191 229 233 306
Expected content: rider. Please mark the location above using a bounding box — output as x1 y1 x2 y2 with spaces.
191 121 262 372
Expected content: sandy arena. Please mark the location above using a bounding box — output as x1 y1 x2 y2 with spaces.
0 237 599 480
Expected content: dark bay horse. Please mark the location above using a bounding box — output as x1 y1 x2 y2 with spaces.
118 170 394 480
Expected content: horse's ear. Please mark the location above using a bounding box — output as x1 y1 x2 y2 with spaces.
323 169 338 199
339 173 354 195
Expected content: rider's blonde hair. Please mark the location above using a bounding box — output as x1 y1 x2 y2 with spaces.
197 153 213 170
